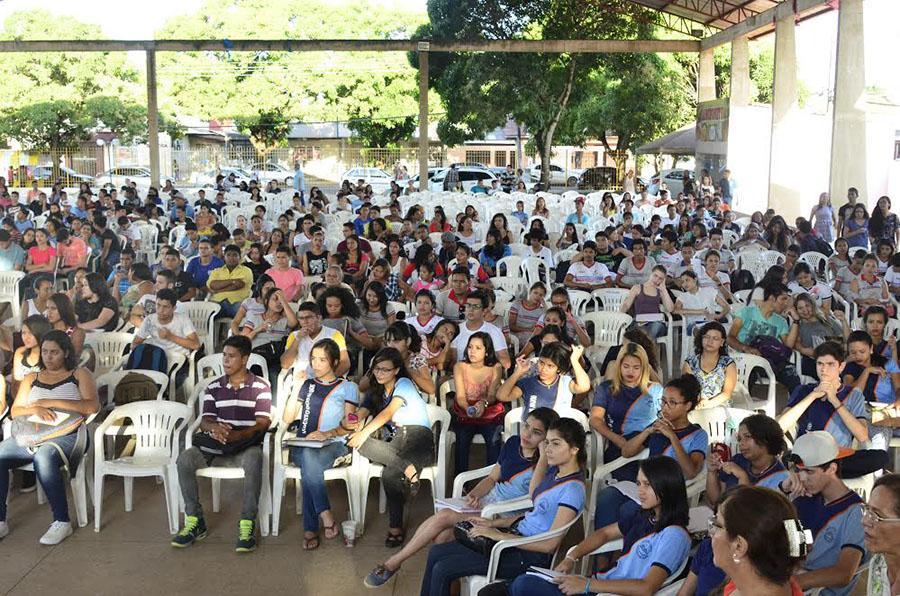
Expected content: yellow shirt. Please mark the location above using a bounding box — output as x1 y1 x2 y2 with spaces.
208 264 253 304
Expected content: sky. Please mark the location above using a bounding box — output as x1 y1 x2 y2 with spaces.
0 0 895 97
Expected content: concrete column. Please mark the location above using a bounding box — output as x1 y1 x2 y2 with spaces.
417 43 429 191
829 0 867 206
146 50 160 188
698 48 716 102
768 13 803 221
730 35 751 107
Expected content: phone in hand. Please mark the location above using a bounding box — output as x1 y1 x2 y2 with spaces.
711 442 731 463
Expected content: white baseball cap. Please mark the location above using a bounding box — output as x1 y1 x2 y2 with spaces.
790 431 854 468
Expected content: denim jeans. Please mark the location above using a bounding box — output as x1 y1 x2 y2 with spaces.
216 299 240 319
593 485 641 530
629 320 666 339
420 540 550 596
510 574 573 596
176 445 263 520
289 441 349 532
451 421 502 475
356 425 434 528
0 434 80 523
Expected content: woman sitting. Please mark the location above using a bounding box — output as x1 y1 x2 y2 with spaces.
497 343 590 420
683 321 737 409
281 339 359 551
619 265 674 339
419 418 587 596
230 275 275 337
358 281 397 350
420 319 459 377
21 276 52 319
451 332 505 474
479 229 511 278
704 413 789 505
592 374 707 531
239 287 298 377
850 254 890 316
0 331 99 544
862 305 896 360
364 408 559 588
348 348 434 548
75 272 119 332
793 294 848 378
508 282 547 347
318 286 376 367
864 474 900 596
361 321 435 395
843 330 900 452
45 294 85 363
12 315 52 398
517 457 691 596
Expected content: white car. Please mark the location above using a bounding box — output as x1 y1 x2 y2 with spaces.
95 166 153 188
648 168 695 196
193 167 252 188
428 167 497 193
341 167 395 194
248 162 295 186
529 163 582 187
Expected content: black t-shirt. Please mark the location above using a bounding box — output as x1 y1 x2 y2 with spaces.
306 249 330 276
174 271 196 300
838 202 856 223
99 228 121 255
75 296 120 331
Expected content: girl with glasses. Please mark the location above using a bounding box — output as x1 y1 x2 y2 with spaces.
864 474 900 596
683 321 737 409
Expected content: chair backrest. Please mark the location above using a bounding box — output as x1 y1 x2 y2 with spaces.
688 406 753 447
582 312 632 347
496 255 523 278
731 352 774 385
96 369 169 407
731 288 753 308
85 332 135 375
388 301 409 317
180 301 221 356
565 290 593 316
798 251 828 278
520 257 550 294
722 229 740 248
491 276 524 300
106 400 190 459
195 352 270 386
592 288 630 312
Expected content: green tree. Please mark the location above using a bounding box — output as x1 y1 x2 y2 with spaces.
414 0 656 188
0 101 93 151
234 108 293 163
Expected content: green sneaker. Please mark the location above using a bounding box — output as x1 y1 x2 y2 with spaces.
171 515 207 548
235 519 257 553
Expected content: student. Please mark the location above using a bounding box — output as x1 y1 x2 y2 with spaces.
788 262 834 317
778 341 889 479
419 418 587 596
620 264 674 339
185 238 223 297
348 348 434 548
592 374 707 530
862 305 897 360
841 330 900 452
408 289 443 336
434 267 471 323
674 270 731 334
364 408 560 588
780 432 867 596
265 245 305 303
132 289 201 364
280 301 350 378
449 289 510 369
616 238 656 288
863 474 900 596
523 457 691 596
171 335 272 552
563 241 613 291
705 413 789 505
533 288 591 347
508 282 547 346
682 321 737 408
497 342 590 420
280 339 358 550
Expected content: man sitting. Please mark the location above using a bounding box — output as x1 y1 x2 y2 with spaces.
449 289 511 369
171 335 272 553
186 238 223 299
132 289 201 366
280 301 351 377
207 244 253 318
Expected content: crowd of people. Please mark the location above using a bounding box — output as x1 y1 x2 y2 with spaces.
0 171 898 596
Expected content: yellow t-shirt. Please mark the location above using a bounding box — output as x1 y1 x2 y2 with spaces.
208 264 253 304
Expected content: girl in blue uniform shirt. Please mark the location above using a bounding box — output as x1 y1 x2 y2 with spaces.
363 407 559 588
590 343 662 469
281 338 360 550
497 342 590 420
515 456 691 596
418 418 587 596
592 374 707 530
704 413 789 505
348 347 434 548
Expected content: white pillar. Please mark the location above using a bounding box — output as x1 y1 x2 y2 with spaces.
417 43 430 191
698 48 716 103
829 0 867 206
768 13 803 221
730 36 751 107
146 50 160 188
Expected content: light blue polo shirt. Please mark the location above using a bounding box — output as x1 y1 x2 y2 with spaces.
597 512 691 581
515 467 585 537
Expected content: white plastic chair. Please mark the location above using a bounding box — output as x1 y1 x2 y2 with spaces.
180 301 221 357
592 287 630 312
566 289 594 317
798 251 828 280
731 353 777 416
491 276 524 300
93 400 190 533
95 369 170 408
582 311 632 365
586 448 649 534
355 403 450 533
270 420 356 536
85 332 135 377
0 270 25 325
519 257 551 295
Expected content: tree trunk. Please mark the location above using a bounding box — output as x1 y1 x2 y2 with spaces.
540 55 578 190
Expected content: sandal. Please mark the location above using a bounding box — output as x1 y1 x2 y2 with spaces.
303 532 320 550
384 531 404 548
323 522 340 540
403 470 421 498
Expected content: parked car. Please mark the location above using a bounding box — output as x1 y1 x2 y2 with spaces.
576 167 618 191
193 167 252 188
529 163 582 187
428 167 497 193
340 167 395 193
30 165 95 186
648 168 695 196
248 162 295 186
407 168 443 189
95 166 153 188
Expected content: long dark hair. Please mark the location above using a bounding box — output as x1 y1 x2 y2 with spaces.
639 456 690 531
364 347 412 416
317 286 360 318
693 321 729 356
84 271 113 303
483 229 505 261
462 331 498 367
48 293 78 328
549 417 587 474
847 329 888 368
38 329 78 371
363 281 389 317
253 273 275 299
869 196 892 238
384 321 422 353
425 319 459 345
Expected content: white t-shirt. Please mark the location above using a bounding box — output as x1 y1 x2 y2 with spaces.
409 314 444 336
135 293 185 318
286 325 347 375
787 280 833 307
660 216 680 229
525 247 553 265
885 267 900 293
451 321 508 357
676 287 720 329
655 249 681 269
566 261 612 286
136 312 197 356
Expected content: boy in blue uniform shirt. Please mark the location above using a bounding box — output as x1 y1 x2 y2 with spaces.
778 341 889 478
779 432 867 596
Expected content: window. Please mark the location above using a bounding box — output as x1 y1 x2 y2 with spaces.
465 150 490 165
494 150 508 167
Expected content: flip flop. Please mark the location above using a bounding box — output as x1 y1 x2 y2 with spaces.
323 522 340 540
303 533 320 550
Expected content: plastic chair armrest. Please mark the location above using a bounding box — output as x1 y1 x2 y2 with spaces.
481 497 533 519
451 464 495 498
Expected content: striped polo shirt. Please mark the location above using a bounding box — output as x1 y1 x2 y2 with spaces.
201 373 272 427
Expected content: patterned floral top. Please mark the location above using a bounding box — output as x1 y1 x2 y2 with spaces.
685 354 735 403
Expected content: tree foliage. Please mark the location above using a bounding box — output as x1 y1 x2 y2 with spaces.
235 108 293 159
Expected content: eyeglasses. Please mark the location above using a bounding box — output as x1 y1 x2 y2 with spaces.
702 335 724 342
661 399 686 408
861 504 900 525
465 304 483 310
707 516 725 536
372 366 397 375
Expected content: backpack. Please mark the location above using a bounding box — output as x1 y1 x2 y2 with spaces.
125 342 168 374
113 372 159 406
730 269 755 292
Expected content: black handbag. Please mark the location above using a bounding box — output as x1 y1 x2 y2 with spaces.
192 428 266 458
453 518 521 557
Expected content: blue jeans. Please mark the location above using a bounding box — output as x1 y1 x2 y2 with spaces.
216 299 240 318
0 434 81 522
420 540 550 596
510 574 571 595
452 421 502 475
593 485 640 530
289 442 349 532
630 320 666 339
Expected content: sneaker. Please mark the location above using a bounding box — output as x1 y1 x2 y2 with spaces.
170 516 208 548
19 472 36 494
364 564 398 588
0 521 8 539
235 519 257 553
39 521 72 545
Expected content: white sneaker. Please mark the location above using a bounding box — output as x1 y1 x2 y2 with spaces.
0 521 8 539
39 521 72 545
